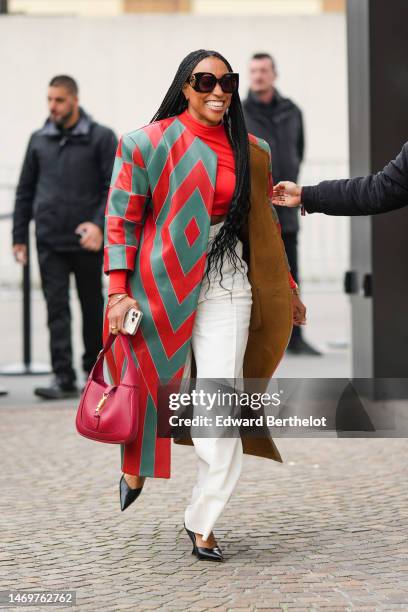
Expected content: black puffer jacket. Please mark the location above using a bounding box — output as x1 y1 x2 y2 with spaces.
243 89 304 233
13 108 118 250
302 142 408 215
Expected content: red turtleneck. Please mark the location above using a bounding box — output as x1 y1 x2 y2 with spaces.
178 109 236 215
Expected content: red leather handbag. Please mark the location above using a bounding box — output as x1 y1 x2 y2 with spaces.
76 333 139 444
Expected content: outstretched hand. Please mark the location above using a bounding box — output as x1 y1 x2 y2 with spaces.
272 181 302 208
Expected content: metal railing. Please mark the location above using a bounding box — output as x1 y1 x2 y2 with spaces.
0 206 50 376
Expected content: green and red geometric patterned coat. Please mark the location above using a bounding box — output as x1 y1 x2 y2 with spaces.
103 115 293 479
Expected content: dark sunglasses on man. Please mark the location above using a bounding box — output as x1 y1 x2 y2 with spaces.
187 72 239 94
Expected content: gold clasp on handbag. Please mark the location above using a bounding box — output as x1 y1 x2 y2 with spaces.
95 392 109 414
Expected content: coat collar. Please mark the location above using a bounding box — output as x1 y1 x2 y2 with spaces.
139 115 269 211
39 107 93 137
244 88 294 115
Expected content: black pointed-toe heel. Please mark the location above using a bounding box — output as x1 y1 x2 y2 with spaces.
183 522 224 562
119 474 143 511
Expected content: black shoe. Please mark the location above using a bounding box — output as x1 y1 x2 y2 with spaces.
34 377 79 400
287 338 322 356
0 387 8 397
183 522 224 562
119 474 143 511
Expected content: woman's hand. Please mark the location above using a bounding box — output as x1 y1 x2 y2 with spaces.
108 294 141 335
292 292 307 326
272 182 302 207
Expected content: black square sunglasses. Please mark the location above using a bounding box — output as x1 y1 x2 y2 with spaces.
187 72 239 94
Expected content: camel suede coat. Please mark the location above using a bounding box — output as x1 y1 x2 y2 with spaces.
103 115 293 478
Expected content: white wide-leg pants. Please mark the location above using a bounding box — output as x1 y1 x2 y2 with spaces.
182 221 253 541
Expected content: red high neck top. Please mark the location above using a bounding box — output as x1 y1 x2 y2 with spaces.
177 109 236 215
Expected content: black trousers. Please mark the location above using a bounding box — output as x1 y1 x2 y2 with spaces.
37 247 104 383
281 231 302 341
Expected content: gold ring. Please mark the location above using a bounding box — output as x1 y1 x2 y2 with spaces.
111 325 118 331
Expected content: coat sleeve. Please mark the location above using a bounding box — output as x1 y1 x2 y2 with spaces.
302 141 408 216
12 135 38 245
297 109 305 165
103 133 150 274
93 127 119 230
265 141 298 288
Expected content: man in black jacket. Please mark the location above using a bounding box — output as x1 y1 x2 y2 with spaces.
272 142 408 215
243 52 321 356
13 75 117 399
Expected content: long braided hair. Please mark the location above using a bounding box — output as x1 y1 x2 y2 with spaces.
150 49 251 287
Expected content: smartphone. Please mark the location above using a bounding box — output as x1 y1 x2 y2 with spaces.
123 308 143 335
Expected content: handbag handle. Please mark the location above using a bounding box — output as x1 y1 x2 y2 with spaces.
91 333 139 387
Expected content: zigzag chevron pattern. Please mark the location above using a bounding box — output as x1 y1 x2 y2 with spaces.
103 117 217 478
103 118 289 478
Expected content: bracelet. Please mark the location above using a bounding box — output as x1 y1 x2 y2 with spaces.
292 285 300 295
107 293 128 309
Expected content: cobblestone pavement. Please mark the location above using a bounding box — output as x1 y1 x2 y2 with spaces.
1 392 408 611
1 288 407 610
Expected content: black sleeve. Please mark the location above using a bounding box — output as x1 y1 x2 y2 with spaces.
93 128 119 229
298 109 305 164
12 135 38 245
302 142 408 216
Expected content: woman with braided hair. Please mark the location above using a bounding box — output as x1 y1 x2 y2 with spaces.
104 49 305 561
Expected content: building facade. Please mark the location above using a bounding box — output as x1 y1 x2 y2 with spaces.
8 0 345 16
